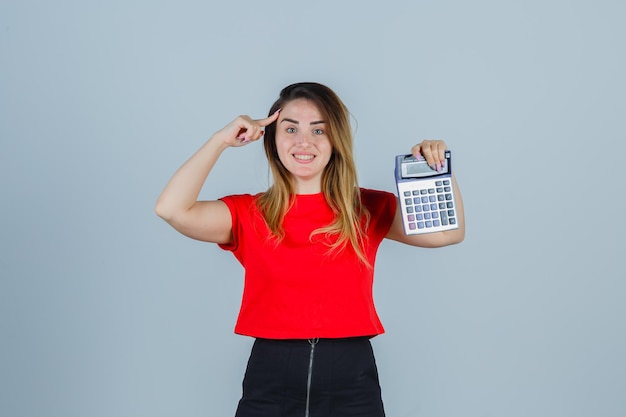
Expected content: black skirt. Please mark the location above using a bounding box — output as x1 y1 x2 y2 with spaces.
235 337 386 417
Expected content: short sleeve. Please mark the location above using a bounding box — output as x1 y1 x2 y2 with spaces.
360 188 397 242
217 194 256 253
217 195 239 252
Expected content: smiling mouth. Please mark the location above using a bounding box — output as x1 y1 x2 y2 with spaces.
293 154 315 161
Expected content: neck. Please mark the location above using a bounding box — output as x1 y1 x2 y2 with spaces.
293 177 322 195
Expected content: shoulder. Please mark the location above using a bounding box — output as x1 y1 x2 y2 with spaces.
218 193 264 220
360 188 397 226
219 193 261 207
217 193 265 250
359 188 397 211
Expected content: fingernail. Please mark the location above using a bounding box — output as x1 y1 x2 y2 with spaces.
430 164 436 170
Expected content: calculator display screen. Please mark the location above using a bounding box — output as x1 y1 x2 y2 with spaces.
406 162 431 175
401 159 448 178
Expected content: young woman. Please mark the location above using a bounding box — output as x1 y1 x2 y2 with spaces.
155 82 465 417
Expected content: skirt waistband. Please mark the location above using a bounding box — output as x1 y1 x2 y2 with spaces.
255 335 372 344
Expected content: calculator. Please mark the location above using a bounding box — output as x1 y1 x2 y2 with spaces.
395 150 459 235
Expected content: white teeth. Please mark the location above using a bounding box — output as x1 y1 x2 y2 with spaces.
294 154 314 160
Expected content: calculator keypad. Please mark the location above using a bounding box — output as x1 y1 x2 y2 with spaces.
398 178 458 234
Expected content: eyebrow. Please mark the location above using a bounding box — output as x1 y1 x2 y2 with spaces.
280 118 325 125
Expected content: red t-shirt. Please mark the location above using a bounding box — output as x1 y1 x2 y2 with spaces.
219 188 397 339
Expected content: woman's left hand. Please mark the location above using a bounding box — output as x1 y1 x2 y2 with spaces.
386 138 465 248
411 140 448 172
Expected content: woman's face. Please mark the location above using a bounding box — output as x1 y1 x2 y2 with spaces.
275 98 333 194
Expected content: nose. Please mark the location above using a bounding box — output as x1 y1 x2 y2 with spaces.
295 132 312 146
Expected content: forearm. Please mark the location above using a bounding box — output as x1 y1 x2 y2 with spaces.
154 137 228 220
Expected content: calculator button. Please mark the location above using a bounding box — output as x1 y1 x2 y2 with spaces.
417 222 425 229
404 191 411 197
445 194 452 201
416 214 423 220
439 203 446 209
429 196 436 203
414 205 422 212
441 217 449 226
407 214 415 222
405 198 412 205
449 218 457 225
406 206 414 213
412 190 420 195
424 212 431 220
425 221 433 228
437 195 444 201
414 197 421 204
422 204 429 212
432 212 439 219
428 188 435 194
446 202 453 209
421 196 428 203
435 181 443 186
448 210 455 217
420 189 427 195
433 220 441 227
430 204 437 211
409 223 417 230
437 187 443 193
443 180 450 186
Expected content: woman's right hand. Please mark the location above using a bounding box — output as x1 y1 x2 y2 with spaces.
215 109 281 148
155 109 281 243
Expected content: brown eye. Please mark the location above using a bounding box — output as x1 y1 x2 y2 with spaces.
286 127 296 133
313 128 324 135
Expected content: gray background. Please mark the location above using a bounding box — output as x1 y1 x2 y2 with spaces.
1 1 625 416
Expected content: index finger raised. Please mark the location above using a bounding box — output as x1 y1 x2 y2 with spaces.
255 109 281 127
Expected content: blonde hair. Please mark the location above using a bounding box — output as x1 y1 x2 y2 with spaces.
257 82 371 266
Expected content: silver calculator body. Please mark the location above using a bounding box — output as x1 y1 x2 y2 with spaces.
395 150 459 235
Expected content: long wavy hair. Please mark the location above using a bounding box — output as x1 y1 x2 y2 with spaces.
257 82 371 266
